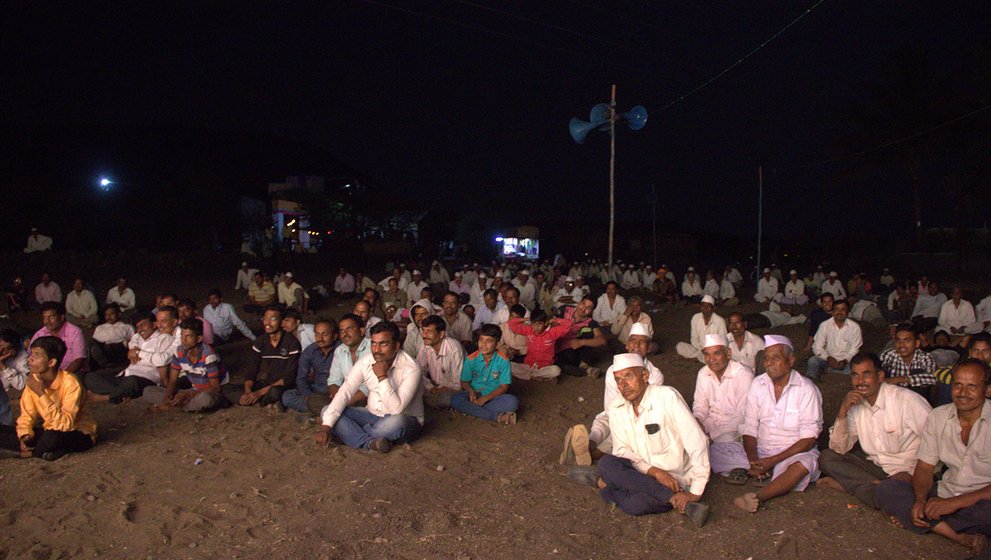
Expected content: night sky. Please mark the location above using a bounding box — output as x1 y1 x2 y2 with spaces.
3 1 989 251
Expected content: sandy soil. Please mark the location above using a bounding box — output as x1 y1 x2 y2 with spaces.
0 259 973 560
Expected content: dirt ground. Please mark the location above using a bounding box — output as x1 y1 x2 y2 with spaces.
0 258 974 560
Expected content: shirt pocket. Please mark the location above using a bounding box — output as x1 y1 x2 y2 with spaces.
783 408 802 429
645 429 670 457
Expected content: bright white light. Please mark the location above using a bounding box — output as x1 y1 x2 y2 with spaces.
495 237 504 242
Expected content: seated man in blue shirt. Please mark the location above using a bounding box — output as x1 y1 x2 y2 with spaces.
282 319 339 415
451 323 518 424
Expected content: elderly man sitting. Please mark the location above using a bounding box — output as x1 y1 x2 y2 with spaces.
675 295 727 363
780 270 809 305
591 353 710 526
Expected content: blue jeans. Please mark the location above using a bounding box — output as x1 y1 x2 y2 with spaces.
599 454 674 516
805 356 850 380
281 388 310 413
331 407 422 449
450 391 518 422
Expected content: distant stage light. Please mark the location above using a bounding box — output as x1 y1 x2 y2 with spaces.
495 237 504 242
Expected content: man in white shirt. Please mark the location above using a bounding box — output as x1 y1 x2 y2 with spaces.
203 289 256 343
65 278 99 328
727 312 764 371
693 334 755 480
234 262 257 291
755 268 781 304
512 270 536 309
34 273 62 305
725 265 743 286
0 330 28 426
621 265 641 290
491 286 526 326
610 296 654 349
440 291 472 346
106 277 137 318
718 273 738 306
428 261 450 292
333 267 355 298
84 313 172 404
553 277 583 311
561 324 663 466
735 335 823 513
277 272 309 314
780 270 809 305
24 227 53 253
819 352 931 509
405 270 428 304
812 266 827 289
88 304 134 370
592 281 626 328
471 289 504 331
681 267 703 303
675 295 727 362
403 302 431 358
806 299 863 381
880 268 894 289
937 287 979 342
416 315 465 409
972 294 991 335
821 271 847 299
875 359 991 553
467 272 489 308
594 353 710 526
702 270 720 300
315 322 424 453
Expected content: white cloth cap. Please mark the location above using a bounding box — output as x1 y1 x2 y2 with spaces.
629 323 651 338
790 269 797 275
478 272 487 278
241 261 248 266
701 295 716 305
763 267 770 273
285 272 293 278
763 334 793 350
688 266 695 272
454 271 462 277
612 353 645 371
412 270 422 275
829 271 838 277
703 334 727 349
565 276 574 282
521 269 530 275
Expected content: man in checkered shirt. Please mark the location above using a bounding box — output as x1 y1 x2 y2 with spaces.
880 323 936 403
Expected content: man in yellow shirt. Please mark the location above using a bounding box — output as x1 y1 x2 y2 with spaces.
0 336 97 460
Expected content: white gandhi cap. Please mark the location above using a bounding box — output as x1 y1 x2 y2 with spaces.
629 323 651 338
701 295 716 305
612 353 645 371
703 334 727 349
763 334 793 350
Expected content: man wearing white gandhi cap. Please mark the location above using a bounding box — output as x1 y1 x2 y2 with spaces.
560 323 663 466
735 335 823 513
675 295 727 362
595 352 711 525
692 333 755 484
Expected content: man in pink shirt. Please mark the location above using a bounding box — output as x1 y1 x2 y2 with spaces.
30 302 86 377
735 335 823 513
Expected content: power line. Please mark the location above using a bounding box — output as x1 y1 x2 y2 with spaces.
781 103 990 170
657 0 827 111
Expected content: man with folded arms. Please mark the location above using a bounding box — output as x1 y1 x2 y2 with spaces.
819 352 931 508
594 352 710 526
315 322 424 453
693 334 755 485
875 359 991 554
735 335 823 513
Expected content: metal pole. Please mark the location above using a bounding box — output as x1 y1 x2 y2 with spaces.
608 84 616 268
757 165 763 280
651 183 657 265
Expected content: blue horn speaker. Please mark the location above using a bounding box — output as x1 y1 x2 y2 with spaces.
620 105 648 130
569 103 612 144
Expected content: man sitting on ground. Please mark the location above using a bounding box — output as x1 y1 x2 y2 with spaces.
34 273 62 306
203 288 255 344
321 314 370 413
561 323 662 466
88 304 133 370
416 315 465 409
315 322 424 453
806 298 862 381
821 271 847 299
555 295 608 378
282 307 315 350
937 287 979 345
593 353 710 526
144 319 230 413
0 330 28 427
875 359 991 554
592 281 626 328
334 268 355 298
880 323 937 402
727 312 764 371
0 337 97 460
177 299 213 346
65 278 99 328
781 270 808 305
281 319 339 415
675 295 727 363
235 262 257 291
693 334 755 484
911 281 947 334
804 293 834 352
681 267 703 304
245 271 276 315
819 352 931 509
223 305 301 410
105 277 136 318
403 301 431 358
451 324 518 424
755 268 781 304
277 272 309 314
85 313 171 404
735 335 823 513
610 295 655 351
30 303 86 377
440 291 473 346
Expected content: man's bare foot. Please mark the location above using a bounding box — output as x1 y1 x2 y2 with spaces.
817 477 844 493
888 515 904 529
734 492 760 513
963 533 988 553
596 478 607 489
147 404 169 413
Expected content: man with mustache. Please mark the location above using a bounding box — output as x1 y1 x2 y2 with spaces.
819 352 931 508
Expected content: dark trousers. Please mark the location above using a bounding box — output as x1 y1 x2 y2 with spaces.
819 448 888 508
84 370 155 404
222 383 286 406
556 346 610 376
0 425 93 459
598 454 674 516
876 479 991 536
88 341 128 370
